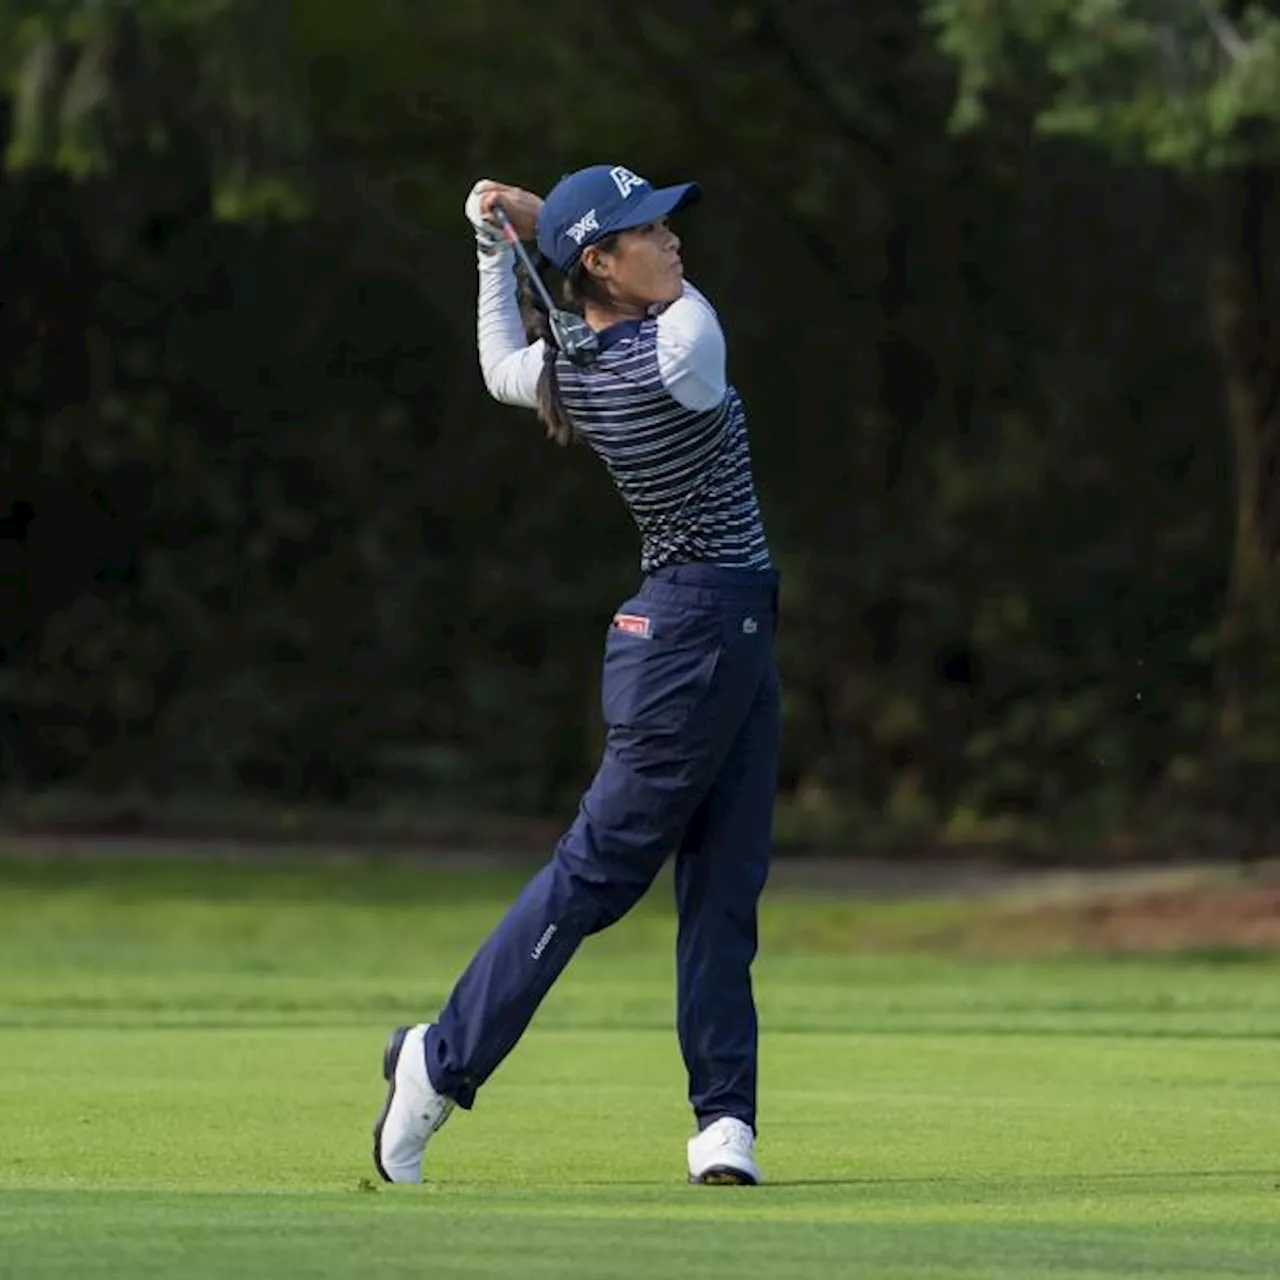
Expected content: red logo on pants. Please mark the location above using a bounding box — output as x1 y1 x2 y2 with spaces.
613 613 652 638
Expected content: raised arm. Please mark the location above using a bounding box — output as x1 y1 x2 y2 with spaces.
476 254 543 409
467 180 545 410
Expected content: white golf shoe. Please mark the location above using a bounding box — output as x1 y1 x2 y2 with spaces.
687 1116 762 1185
372 1023 454 1183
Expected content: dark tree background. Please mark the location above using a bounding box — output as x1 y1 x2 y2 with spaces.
1 1 1276 857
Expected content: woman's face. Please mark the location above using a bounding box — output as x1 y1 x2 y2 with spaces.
583 218 684 312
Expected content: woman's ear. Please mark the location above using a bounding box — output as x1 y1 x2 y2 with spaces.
582 246 608 280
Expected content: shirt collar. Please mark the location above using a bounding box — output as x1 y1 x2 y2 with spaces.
593 318 645 351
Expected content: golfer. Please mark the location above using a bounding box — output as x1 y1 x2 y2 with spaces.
373 164 781 1186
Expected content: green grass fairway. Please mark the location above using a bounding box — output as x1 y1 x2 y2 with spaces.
0 851 1277 1279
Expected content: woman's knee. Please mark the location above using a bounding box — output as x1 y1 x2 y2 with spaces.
550 836 661 936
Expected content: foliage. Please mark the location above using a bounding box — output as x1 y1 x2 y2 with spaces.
928 0 1280 169
1 0 1276 853
925 0 1280 846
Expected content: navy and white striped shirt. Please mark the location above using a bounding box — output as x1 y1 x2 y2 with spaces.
476 254 771 573
556 318 770 572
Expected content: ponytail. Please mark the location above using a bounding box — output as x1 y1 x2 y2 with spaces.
513 235 618 448
514 248 578 447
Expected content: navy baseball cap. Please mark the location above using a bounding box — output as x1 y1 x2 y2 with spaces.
536 164 700 272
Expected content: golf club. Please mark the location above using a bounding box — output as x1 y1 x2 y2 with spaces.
491 204 600 366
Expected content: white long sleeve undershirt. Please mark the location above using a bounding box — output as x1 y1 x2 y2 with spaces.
475 249 728 413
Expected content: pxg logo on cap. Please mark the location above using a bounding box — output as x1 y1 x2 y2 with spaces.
562 167 648 250
537 164 700 272
565 209 601 247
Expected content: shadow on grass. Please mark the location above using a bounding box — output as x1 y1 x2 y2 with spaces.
521 1167 1277 1192
764 1168 1276 1190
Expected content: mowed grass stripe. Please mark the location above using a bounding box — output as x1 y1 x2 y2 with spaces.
1 1193 1275 1279
0 853 1277 1278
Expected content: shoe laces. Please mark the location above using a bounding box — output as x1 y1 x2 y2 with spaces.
425 1097 455 1131
712 1119 753 1152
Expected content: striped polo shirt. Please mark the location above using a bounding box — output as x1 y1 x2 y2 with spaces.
556 319 772 574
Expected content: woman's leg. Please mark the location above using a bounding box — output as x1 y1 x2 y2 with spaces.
374 586 772 1183
376 727 722 1183
423 732 709 1108
673 659 781 1134
422 596 752 1109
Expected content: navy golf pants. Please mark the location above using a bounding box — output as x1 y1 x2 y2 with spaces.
424 563 781 1131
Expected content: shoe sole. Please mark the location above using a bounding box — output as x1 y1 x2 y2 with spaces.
371 1024 411 1183
689 1166 760 1186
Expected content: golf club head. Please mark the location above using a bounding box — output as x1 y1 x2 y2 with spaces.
549 309 599 366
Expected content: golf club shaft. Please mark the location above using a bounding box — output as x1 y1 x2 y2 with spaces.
491 205 559 315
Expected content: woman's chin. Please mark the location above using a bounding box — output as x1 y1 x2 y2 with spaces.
636 278 685 311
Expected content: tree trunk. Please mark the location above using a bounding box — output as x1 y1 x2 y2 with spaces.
1205 166 1280 824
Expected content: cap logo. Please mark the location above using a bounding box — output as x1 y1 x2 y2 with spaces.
565 209 599 246
610 166 648 199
